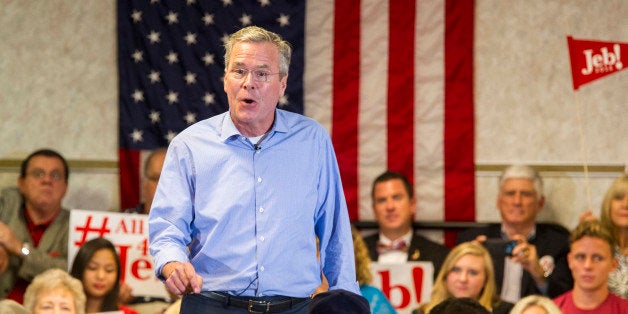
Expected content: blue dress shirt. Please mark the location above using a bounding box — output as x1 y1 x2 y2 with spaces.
149 109 360 297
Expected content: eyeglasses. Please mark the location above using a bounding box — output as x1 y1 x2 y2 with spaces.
228 68 281 82
27 169 64 181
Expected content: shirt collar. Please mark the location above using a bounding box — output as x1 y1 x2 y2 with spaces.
500 224 536 241
220 109 288 143
379 229 413 246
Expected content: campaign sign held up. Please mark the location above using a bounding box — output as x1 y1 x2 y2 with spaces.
68 209 168 299
371 262 434 314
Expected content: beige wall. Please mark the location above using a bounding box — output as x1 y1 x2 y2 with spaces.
0 1 626 228
0 1 118 211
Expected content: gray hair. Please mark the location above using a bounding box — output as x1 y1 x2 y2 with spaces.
224 26 292 79
499 165 544 197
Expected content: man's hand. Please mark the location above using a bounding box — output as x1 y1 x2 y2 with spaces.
162 261 203 295
509 235 546 285
0 222 21 255
0 246 9 274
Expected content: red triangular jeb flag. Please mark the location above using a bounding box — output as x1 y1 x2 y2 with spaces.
567 36 627 90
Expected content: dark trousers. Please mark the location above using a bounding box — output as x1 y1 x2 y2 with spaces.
180 293 311 314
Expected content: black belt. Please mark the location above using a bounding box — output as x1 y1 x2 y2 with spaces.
200 291 308 313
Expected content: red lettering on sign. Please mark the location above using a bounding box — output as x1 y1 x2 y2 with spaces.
115 219 145 235
131 259 153 280
117 244 130 281
378 269 411 309
136 238 149 256
412 266 424 302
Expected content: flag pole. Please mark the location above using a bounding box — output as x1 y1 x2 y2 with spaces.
565 16 593 212
573 90 593 211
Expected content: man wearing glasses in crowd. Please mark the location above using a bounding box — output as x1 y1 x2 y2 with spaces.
0 148 70 304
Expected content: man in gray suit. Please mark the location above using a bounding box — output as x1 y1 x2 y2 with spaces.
0 149 70 303
457 165 573 303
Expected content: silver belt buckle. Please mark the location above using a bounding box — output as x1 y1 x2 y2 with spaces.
248 300 270 313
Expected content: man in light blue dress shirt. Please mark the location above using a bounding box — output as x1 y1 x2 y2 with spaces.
148 26 361 313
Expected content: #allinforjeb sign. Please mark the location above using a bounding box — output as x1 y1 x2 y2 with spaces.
68 209 168 299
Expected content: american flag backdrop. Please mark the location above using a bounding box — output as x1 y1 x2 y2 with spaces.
118 0 475 243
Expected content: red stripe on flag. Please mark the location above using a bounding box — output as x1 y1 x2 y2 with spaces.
333 0 361 220
387 0 416 182
118 148 141 209
444 0 475 246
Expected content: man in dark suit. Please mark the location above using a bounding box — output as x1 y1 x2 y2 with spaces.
363 171 450 277
456 165 573 303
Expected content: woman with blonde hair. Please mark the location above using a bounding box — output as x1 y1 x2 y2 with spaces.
352 226 397 313
509 295 562 314
580 174 628 298
23 268 86 314
416 242 512 314
598 174 628 299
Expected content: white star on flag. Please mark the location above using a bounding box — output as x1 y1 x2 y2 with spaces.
164 130 177 142
148 70 160 83
149 110 160 123
184 32 197 45
166 91 178 104
184 72 197 85
147 31 160 43
131 10 142 23
277 14 290 27
203 92 215 105
166 51 179 64
131 50 143 63
202 53 215 65
202 13 214 25
240 14 252 26
165 11 178 24
131 90 144 102
184 112 197 124
130 129 143 143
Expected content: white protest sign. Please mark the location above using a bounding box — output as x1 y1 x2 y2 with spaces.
69 209 168 299
370 262 434 314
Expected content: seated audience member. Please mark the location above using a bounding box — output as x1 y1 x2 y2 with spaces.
363 171 450 275
0 148 71 303
553 220 628 313
352 226 397 313
457 165 573 302
579 174 628 299
308 289 370 314
510 295 562 314
70 237 138 314
123 148 167 215
428 297 490 314
23 268 85 314
414 242 513 314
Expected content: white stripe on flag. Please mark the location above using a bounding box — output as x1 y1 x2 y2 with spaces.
359 0 390 222
415 0 445 222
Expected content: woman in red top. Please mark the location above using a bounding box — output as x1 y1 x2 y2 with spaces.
70 237 138 314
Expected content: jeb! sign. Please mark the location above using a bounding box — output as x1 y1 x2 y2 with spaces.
371 262 434 314
567 36 627 90
68 209 169 299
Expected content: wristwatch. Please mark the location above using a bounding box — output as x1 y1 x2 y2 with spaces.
21 242 32 257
